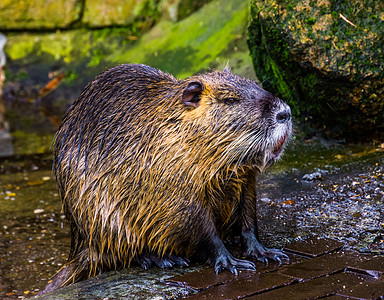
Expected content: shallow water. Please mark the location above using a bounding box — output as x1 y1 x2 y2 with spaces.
0 139 383 298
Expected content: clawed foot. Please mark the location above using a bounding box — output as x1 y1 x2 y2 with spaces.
245 245 289 264
134 253 189 270
214 252 256 276
243 229 289 264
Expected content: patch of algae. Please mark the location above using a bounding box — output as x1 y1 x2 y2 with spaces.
109 0 250 78
5 0 250 79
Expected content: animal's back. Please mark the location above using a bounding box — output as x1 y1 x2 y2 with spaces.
55 64 178 190
53 64 187 281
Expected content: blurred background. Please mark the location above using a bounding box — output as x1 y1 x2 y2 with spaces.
0 0 383 298
0 0 255 156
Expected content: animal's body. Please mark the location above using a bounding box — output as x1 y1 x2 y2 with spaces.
42 64 292 293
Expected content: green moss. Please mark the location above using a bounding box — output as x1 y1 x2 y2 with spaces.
305 18 316 25
0 0 81 30
6 28 140 68
111 0 249 78
6 0 249 80
7 37 36 61
64 70 78 84
11 131 54 155
248 0 384 141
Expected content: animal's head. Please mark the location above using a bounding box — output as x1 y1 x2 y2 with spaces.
179 67 292 171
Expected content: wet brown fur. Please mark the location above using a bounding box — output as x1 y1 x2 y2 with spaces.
49 64 291 290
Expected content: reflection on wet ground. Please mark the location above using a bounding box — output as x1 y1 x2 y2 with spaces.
0 139 383 298
0 155 69 299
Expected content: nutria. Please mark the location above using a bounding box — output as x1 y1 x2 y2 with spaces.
42 64 292 293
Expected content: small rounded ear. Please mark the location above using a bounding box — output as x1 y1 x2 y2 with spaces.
182 81 203 108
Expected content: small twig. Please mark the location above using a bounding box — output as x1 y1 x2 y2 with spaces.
339 13 357 27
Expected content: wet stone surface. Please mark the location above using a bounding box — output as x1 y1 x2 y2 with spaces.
167 253 305 291
337 278 384 299
37 266 202 300
279 251 370 280
183 272 295 300
284 235 344 257
247 272 374 300
167 237 384 299
255 144 384 255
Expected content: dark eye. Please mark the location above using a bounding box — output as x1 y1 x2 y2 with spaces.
223 97 238 105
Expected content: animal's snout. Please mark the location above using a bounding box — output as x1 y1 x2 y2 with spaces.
276 109 291 124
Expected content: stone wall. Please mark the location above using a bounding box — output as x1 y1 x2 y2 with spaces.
0 0 81 30
0 0 209 31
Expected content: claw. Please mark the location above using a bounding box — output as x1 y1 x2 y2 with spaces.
214 264 223 274
232 267 239 276
214 253 256 275
246 245 289 265
170 255 189 267
142 261 151 270
259 256 268 264
134 253 189 270
280 252 290 263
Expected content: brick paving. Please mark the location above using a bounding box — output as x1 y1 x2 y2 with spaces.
166 236 384 299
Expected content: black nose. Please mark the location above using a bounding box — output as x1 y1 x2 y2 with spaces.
276 110 291 123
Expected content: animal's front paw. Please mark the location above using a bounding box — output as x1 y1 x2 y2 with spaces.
214 253 256 275
246 244 289 264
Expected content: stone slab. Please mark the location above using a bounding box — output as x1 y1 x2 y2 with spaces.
184 272 294 299
336 279 384 299
320 296 351 299
279 251 370 280
284 236 345 258
247 272 372 300
82 0 147 27
347 255 384 278
166 253 303 290
166 268 255 290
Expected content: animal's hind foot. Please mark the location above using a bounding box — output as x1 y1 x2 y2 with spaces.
134 253 189 270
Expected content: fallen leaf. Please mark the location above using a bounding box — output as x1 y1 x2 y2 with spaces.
27 180 45 186
279 199 295 206
38 73 65 98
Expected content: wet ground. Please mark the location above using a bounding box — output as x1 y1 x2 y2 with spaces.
168 237 384 299
0 138 383 299
0 155 69 299
256 138 384 254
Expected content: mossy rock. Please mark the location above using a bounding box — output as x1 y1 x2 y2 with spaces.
248 0 384 142
82 0 159 28
0 0 81 30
